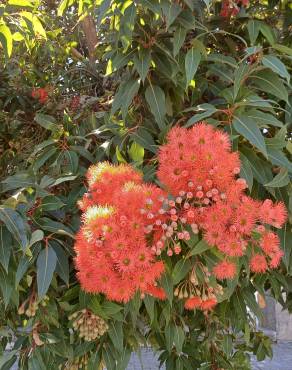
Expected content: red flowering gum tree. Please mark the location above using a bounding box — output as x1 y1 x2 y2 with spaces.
75 123 287 314
0 1 291 369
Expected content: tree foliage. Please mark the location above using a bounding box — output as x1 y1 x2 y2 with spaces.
0 0 291 369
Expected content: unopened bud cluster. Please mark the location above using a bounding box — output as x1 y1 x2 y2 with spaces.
69 309 108 341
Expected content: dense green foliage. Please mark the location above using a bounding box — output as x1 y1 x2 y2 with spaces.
0 0 291 369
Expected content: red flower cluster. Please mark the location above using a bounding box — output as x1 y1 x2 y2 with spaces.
75 162 166 303
220 0 249 17
31 87 48 104
156 124 286 277
75 123 287 309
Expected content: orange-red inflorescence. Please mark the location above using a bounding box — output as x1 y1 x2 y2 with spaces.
31 88 48 104
75 123 287 308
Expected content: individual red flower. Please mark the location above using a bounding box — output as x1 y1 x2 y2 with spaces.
184 296 202 310
145 285 167 300
250 254 268 273
201 298 217 311
31 87 48 103
213 260 236 280
259 200 287 228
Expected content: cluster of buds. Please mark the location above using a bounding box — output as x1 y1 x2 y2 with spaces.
175 265 224 312
69 309 108 341
147 183 232 257
61 355 88 370
70 95 80 111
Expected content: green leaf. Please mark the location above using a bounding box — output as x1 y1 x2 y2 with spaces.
234 64 250 101
37 218 75 238
233 115 267 157
87 352 101 370
259 23 276 45
34 113 57 131
0 207 28 250
50 241 69 286
246 109 283 128
172 259 191 284
161 1 182 29
185 48 201 88
0 23 13 57
40 195 65 211
15 255 31 287
0 226 12 273
265 168 290 188
129 142 144 163
8 0 34 6
267 148 292 172
161 272 173 305
185 104 217 127
0 351 18 369
101 300 123 317
165 324 174 352
64 150 79 173
29 230 44 247
133 48 151 82
144 294 155 324
247 20 260 45
173 26 186 57
223 335 232 358
273 44 292 57
173 325 185 353
0 268 13 308
121 79 140 119
108 321 123 353
262 55 290 83
57 0 69 16
251 70 288 103
239 154 253 191
145 84 166 130
242 288 264 321
187 239 210 256
37 246 57 298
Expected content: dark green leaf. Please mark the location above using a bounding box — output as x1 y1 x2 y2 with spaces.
262 55 290 82
108 321 123 353
0 207 28 250
265 169 290 188
172 259 191 284
185 48 201 87
240 153 253 191
34 113 57 131
50 241 69 285
40 195 65 211
247 20 260 45
161 272 173 305
145 84 166 130
251 70 288 103
0 226 12 273
133 49 151 82
173 26 186 57
246 109 283 128
233 115 267 157
37 246 57 298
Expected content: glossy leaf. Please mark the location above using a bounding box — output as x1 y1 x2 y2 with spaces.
185 48 201 88
233 115 267 157
36 246 57 298
145 84 166 130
